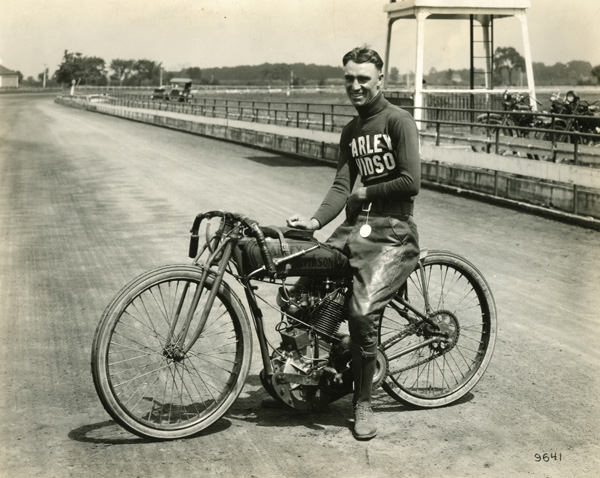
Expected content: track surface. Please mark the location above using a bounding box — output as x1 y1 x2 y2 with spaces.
1 95 598 478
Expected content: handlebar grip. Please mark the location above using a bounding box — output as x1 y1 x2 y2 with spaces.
188 235 199 258
188 213 206 258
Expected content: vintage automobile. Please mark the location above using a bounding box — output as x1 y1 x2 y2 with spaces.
167 78 193 102
150 87 167 100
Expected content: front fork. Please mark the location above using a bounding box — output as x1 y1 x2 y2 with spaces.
165 235 235 355
165 226 275 375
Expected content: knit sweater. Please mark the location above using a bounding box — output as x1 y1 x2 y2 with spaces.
312 93 421 227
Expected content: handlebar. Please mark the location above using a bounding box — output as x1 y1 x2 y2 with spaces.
189 211 277 276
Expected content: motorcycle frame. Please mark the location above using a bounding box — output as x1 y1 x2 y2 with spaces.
184 211 442 383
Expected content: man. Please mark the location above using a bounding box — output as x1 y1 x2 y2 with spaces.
287 46 420 440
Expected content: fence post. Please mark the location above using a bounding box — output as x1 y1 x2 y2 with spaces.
435 122 440 146
494 170 498 196
306 104 310 129
494 128 500 155
573 184 578 215
331 104 335 132
469 93 474 130
573 136 579 165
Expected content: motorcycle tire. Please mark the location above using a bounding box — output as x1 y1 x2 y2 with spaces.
379 250 497 408
91 264 252 440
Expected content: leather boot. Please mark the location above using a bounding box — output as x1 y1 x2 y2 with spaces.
353 401 377 440
351 345 377 440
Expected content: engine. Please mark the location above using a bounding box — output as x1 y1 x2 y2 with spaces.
277 279 347 343
263 279 354 410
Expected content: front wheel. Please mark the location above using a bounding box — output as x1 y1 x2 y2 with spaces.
378 251 497 408
91 265 252 439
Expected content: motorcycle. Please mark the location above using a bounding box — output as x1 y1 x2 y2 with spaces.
536 91 600 145
91 210 497 440
475 90 538 139
565 92 600 145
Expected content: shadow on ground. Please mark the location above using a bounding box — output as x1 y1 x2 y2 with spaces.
226 374 474 431
68 418 232 445
244 155 324 167
70 375 474 444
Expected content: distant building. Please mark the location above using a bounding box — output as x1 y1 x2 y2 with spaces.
0 65 19 88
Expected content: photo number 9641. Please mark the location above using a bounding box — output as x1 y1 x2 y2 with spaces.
534 453 562 462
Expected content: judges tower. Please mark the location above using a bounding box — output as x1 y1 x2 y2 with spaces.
383 0 536 127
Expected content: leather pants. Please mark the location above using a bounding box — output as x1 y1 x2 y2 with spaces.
326 211 420 358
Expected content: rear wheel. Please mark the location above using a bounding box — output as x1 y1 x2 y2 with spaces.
379 251 497 408
91 265 252 439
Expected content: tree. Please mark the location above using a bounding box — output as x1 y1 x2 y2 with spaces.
565 60 592 84
130 59 161 86
260 63 289 83
80 56 106 85
389 67 400 84
54 50 106 85
493 46 525 85
592 65 600 83
183 67 202 81
54 50 81 85
110 59 135 86
22 75 37 86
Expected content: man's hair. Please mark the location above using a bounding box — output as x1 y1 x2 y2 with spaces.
342 46 384 71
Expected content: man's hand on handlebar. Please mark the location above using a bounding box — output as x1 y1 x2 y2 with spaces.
286 215 320 230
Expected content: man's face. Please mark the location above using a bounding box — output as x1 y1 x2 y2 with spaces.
344 60 382 107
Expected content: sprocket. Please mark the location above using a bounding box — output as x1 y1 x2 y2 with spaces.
426 309 460 352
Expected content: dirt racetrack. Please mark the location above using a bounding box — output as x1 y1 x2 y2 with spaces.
0 94 598 477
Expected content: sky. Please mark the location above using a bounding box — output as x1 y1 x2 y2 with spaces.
1 0 599 78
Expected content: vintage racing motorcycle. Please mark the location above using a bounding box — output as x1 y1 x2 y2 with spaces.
91 210 497 439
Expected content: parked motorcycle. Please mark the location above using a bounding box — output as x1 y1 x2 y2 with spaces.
91 211 497 439
566 92 600 145
535 91 600 145
475 90 538 139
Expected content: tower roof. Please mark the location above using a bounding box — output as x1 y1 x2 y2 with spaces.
384 0 531 20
